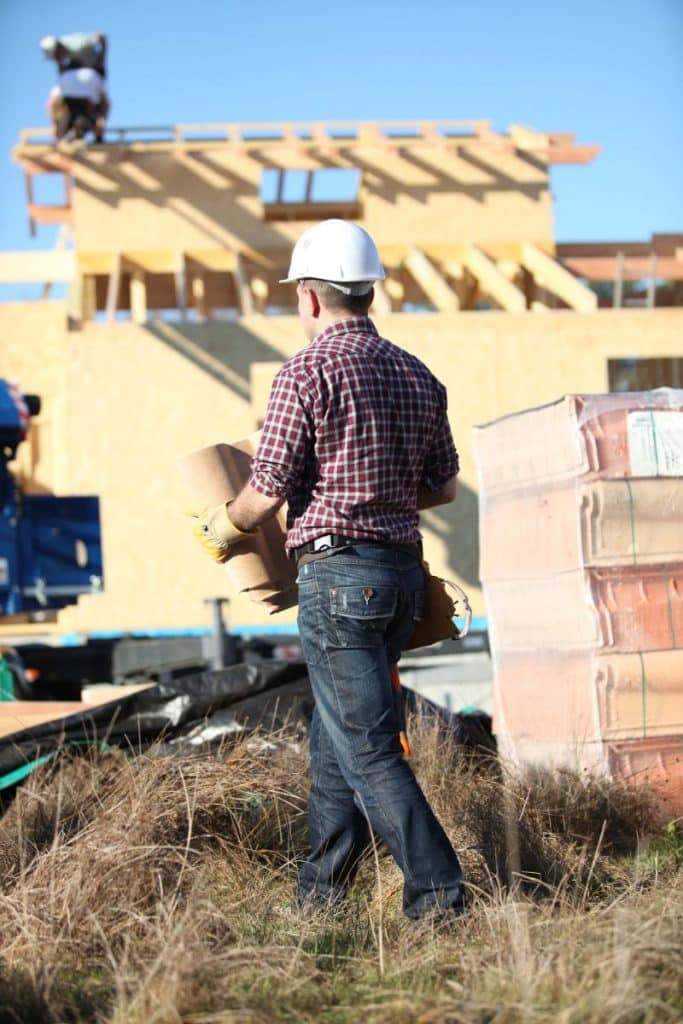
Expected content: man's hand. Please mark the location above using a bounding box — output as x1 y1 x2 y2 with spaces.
192 501 255 563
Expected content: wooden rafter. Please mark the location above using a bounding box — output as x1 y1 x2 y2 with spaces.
404 247 460 312
13 119 598 165
462 246 526 312
521 243 597 312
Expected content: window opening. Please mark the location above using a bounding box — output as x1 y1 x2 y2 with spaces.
608 357 683 392
261 168 361 220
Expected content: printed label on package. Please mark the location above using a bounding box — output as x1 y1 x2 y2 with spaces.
627 411 683 476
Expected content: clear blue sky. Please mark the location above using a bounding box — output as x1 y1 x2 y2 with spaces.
1 0 681 257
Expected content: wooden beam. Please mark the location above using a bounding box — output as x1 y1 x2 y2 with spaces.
24 171 36 237
78 252 115 275
42 222 72 299
67 273 83 329
462 245 526 312
27 204 72 226
129 270 147 324
509 124 550 150
81 275 97 324
509 124 600 165
185 249 237 273
378 245 407 271
371 279 392 315
521 243 598 312
123 251 180 274
175 253 188 320
250 275 269 312
191 273 209 319
105 252 122 322
384 278 404 303
545 144 601 165
404 247 460 312
0 250 75 284
233 252 255 316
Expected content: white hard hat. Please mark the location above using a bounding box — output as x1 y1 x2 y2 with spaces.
280 219 385 295
40 35 58 57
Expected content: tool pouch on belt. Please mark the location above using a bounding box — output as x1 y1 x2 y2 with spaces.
405 561 472 651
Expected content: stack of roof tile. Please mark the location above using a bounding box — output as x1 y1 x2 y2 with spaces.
474 388 683 815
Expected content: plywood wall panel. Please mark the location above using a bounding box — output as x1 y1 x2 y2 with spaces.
2 302 682 634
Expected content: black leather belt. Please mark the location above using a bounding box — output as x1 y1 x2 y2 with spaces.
294 534 422 563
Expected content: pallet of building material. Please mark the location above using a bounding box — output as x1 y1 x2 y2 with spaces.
604 735 683 817
178 434 297 612
484 563 683 653
493 649 683 749
474 388 683 497
480 478 683 580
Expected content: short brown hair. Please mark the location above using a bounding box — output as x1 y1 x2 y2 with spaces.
300 279 374 316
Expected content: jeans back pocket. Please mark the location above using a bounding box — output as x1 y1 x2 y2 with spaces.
328 585 398 648
329 585 397 620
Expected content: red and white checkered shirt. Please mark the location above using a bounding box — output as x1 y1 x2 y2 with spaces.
248 317 459 554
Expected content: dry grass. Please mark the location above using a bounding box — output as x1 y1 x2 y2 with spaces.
0 714 680 1024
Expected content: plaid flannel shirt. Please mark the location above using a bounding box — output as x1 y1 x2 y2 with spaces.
248 317 459 554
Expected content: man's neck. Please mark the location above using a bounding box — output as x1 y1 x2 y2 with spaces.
313 310 365 337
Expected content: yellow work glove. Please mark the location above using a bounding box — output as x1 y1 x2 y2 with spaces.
192 501 255 563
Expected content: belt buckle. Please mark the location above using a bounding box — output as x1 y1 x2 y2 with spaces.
313 534 335 553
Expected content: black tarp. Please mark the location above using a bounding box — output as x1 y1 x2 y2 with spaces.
0 660 313 779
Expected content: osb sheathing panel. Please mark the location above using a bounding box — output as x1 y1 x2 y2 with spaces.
71 147 553 253
2 303 683 634
0 301 68 495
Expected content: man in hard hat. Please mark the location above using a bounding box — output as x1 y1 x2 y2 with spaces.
41 33 107 76
194 219 466 920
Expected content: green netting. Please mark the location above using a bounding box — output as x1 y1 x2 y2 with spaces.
0 657 15 701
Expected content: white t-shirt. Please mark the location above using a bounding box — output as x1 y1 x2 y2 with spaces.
49 67 105 104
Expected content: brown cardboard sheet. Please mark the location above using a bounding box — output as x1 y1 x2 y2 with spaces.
178 434 297 609
0 684 152 740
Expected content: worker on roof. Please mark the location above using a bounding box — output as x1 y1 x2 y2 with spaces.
47 67 109 144
41 33 109 144
41 32 107 76
193 219 467 921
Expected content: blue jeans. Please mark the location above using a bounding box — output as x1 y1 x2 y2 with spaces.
296 543 465 918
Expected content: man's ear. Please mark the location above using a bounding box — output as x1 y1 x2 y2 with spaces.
304 286 322 318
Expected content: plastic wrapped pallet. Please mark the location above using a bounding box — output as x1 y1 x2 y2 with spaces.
474 388 683 813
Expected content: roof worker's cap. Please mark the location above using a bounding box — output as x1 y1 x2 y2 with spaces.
40 35 58 57
280 219 385 296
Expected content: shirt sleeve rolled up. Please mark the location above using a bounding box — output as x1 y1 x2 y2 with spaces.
420 389 459 492
248 367 312 499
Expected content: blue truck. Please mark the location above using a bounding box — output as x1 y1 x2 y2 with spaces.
0 379 104 697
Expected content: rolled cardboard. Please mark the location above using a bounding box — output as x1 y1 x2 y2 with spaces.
178 433 297 605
